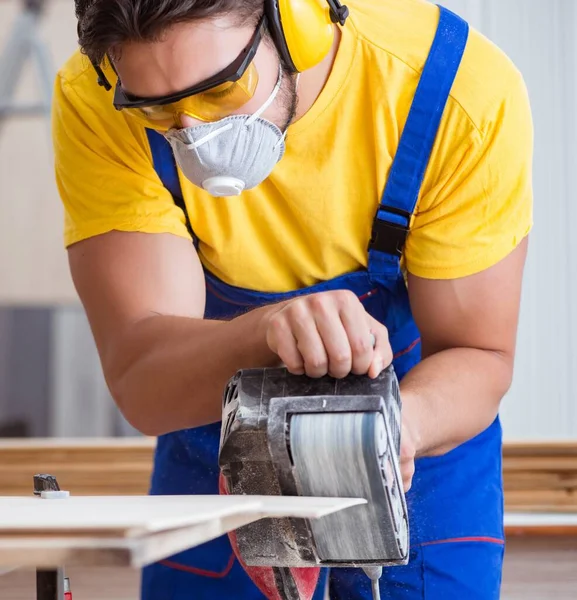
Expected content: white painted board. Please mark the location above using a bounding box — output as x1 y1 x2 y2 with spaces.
0 494 365 536
0 494 366 568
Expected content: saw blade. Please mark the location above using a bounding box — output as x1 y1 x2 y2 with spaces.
289 411 407 563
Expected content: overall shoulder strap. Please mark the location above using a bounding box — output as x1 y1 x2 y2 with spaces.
146 129 195 239
368 5 469 271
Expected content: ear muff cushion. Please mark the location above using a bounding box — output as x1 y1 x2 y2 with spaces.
265 0 335 72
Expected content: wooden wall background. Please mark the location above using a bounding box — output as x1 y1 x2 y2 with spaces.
0 439 576 516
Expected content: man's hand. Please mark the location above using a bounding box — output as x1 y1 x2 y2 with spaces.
265 290 393 379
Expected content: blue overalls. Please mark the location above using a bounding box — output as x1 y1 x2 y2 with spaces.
140 7 505 599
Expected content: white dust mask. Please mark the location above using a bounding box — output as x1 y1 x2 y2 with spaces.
164 66 287 197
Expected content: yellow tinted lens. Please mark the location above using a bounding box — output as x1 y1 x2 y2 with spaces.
192 62 259 120
123 105 178 131
121 62 259 129
174 62 259 122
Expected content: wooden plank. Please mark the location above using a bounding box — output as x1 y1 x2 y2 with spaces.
504 490 577 513
0 438 155 496
0 495 365 536
504 457 577 471
503 443 577 513
504 471 577 490
505 526 577 537
131 512 264 567
0 538 132 568
0 494 365 568
0 495 259 536
0 514 260 568
503 442 577 456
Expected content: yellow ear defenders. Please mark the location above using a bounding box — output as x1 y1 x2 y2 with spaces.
264 0 349 73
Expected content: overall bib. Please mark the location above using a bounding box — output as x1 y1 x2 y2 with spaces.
141 7 505 599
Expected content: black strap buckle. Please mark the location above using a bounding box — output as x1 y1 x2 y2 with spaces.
368 206 411 258
327 0 349 25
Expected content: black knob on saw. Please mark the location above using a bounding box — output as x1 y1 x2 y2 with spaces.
33 474 61 495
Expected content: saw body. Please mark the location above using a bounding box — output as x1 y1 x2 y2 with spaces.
218 366 409 572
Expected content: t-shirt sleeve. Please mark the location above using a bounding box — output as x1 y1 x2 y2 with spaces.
404 67 534 279
52 70 191 248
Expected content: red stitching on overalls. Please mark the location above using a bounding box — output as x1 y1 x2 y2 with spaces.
159 552 236 578
420 536 505 547
358 288 378 302
393 337 420 358
357 289 420 359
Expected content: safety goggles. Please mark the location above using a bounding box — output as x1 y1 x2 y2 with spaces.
91 15 266 130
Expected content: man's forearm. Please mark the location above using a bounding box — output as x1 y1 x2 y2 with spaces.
400 347 513 458
106 307 280 436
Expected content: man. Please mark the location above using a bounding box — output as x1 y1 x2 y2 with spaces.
52 0 533 598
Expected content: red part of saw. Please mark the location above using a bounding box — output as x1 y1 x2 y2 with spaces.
219 473 321 600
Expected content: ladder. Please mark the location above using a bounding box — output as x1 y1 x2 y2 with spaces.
0 0 55 134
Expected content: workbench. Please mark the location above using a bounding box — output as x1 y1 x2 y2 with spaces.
0 493 364 600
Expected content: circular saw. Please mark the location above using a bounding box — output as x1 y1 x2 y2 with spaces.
218 366 409 599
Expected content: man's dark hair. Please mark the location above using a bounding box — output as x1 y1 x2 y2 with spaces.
75 0 264 65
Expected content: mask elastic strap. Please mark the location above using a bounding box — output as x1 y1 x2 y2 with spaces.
245 63 284 127
184 122 233 149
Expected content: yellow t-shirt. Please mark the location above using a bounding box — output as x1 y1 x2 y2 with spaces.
52 0 533 293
